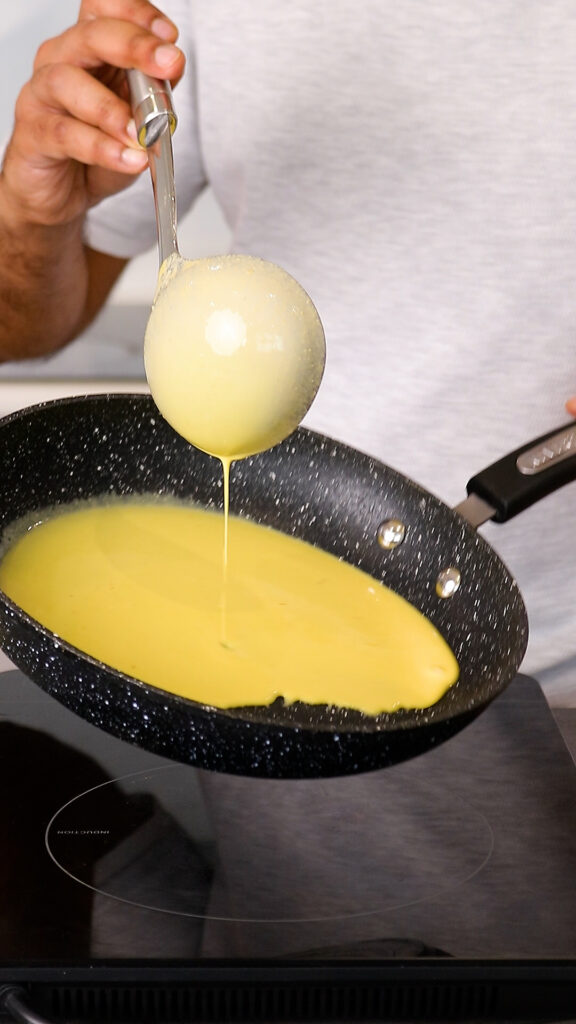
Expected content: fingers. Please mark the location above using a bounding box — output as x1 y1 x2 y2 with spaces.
31 64 134 144
566 397 576 417
79 0 179 42
44 120 148 177
34 63 146 149
20 9 185 178
18 105 149 178
0 1 184 227
15 67 148 174
34 18 185 85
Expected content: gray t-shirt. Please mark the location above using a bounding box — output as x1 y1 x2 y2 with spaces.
86 0 576 703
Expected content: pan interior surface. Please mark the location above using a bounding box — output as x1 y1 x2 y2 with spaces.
0 394 529 776
0 495 460 718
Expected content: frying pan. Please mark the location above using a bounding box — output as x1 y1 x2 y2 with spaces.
0 392 574 779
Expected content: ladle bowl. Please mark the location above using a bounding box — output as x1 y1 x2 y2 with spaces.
127 71 326 460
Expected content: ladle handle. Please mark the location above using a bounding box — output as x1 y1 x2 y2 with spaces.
126 70 180 266
126 69 177 147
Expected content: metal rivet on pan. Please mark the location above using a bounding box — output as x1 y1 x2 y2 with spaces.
377 519 406 549
436 567 461 598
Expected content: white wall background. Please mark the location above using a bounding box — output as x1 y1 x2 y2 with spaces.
0 0 231 381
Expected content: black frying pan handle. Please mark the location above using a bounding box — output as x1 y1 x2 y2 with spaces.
466 422 576 523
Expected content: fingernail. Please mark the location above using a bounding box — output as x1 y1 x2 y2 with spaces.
154 44 181 69
151 17 177 41
121 147 148 169
126 118 138 143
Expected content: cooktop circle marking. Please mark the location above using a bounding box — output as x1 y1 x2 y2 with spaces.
45 762 494 924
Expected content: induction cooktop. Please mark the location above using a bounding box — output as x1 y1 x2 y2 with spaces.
2 668 576 1023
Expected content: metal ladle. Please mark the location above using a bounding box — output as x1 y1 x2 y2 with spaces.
126 69 179 264
125 71 326 463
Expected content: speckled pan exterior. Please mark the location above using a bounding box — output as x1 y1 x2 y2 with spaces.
0 393 528 778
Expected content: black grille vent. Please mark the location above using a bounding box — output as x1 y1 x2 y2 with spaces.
38 980 499 1023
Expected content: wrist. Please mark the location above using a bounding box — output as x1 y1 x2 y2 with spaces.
0 174 84 251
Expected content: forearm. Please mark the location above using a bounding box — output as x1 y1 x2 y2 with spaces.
0 0 185 364
0 191 89 361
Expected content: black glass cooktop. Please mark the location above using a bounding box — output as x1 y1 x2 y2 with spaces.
2 668 576 1022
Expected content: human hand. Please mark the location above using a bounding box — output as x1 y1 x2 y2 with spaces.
0 0 185 229
566 397 576 417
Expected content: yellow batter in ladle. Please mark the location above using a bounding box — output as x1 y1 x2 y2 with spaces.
128 72 326 474
145 252 326 465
